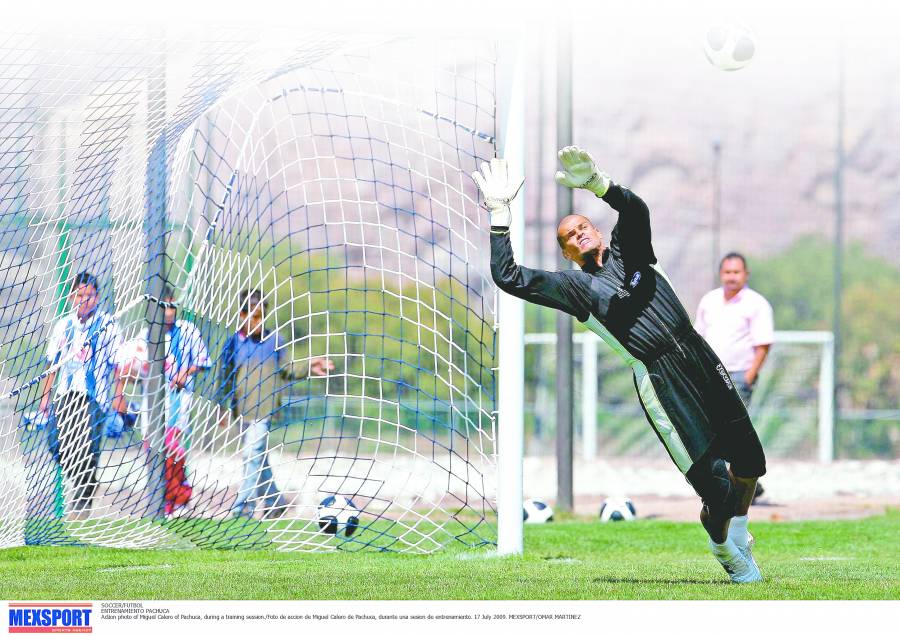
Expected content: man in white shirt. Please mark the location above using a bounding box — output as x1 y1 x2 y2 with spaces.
38 272 128 519
695 253 774 501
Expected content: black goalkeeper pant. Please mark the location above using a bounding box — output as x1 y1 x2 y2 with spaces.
634 330 766 514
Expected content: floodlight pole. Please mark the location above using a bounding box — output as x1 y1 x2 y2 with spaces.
532 28 547 446
555 17 574 514
712 139 722 286
831 31 845 446
496 35 526 556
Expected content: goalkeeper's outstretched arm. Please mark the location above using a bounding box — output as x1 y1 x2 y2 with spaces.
601 183 655 268
489 232 595 321
555 145 655 268
473 158 595 322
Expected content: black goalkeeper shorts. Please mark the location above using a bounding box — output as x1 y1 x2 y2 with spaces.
633 330 766 510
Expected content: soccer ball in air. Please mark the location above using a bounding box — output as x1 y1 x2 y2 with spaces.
599 497 636 522
703 23 756 71
118 337 150 379
523 499 554 523
317 495 360 537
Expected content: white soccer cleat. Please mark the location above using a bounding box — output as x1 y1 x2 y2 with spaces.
727 515 754 549
736 532 761 579
727 522 760 576
709 537 763 584
729 527 755 550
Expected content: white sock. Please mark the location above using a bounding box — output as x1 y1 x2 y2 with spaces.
709 536 741 560
729 515 749 547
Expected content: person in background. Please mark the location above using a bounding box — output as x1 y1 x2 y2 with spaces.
220 289 333 520
38 272 127 519
118 287 211 516
695 252 774 502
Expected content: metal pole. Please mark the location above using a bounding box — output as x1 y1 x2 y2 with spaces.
532 29 546 447
712 140 722 286
832 31 845 454
819 334 835 463
143 30 168 517
535 28 547 277
496 35 526 556
53 118 72 320
51 119 72 519
581 336 597 460
555 17 574 513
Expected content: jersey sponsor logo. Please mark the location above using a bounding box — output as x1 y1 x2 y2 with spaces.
615 272 642 299
715 363 734 390
8 603 93 633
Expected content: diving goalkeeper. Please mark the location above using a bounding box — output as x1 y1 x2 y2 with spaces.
474 148 766 583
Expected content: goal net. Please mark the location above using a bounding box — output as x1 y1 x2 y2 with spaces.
0 25 499 552
524 330 835 463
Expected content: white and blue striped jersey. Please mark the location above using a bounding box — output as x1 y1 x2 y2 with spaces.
45 310 122 408
118 320 211 392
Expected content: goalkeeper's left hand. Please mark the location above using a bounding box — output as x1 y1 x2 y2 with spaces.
555 145 611 198
471 158 525 228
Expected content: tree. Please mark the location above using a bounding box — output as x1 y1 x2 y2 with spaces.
750 236 900 409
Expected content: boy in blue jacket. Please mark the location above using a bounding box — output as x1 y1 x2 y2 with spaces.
221 289 332 519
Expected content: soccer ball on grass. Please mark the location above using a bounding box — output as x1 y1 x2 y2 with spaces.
523 498 554 523
317 495 360 537
599 497 637 522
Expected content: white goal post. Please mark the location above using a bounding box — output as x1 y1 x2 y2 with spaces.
495 37 526 557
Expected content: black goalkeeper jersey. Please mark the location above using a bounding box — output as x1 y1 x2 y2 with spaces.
489 183 763 476
490 184 695 364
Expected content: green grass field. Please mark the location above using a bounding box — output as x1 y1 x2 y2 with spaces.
3 510 897 600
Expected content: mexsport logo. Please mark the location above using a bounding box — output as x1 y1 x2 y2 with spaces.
8 603 92 633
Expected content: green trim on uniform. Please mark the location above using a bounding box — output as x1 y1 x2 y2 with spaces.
631 360 693 473
582 315 693 473
650 263 674 286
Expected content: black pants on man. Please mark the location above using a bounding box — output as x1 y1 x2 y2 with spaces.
636 331 767 515
46 392 105 513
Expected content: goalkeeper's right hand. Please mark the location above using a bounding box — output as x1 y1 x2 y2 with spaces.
555 145 611 198
471 158 525 229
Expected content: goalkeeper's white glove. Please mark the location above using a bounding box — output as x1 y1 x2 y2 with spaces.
471 158 525 228
554 145 611 198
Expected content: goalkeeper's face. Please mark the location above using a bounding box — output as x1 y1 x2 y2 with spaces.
557 215 603 266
